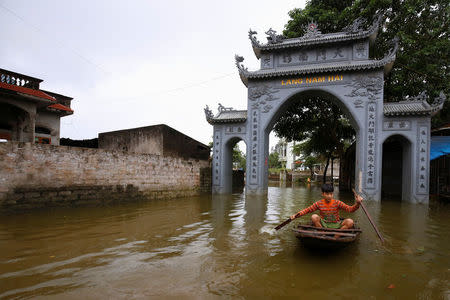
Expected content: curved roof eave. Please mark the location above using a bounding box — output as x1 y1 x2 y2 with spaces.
207 118 247 125
238 38 397 84
251 20 380 54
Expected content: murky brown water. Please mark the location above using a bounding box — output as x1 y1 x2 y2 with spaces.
0 183 449 299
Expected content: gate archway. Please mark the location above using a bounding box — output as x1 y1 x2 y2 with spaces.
205 18 445 203
263 89 360 190
381 134 413 200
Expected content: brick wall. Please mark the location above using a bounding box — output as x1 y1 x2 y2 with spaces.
0 142 211 211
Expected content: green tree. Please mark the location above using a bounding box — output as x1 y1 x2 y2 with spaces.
283 0 449 127
302 155 319 178
268 151 282 169
273 96 355 182
232 144 246 170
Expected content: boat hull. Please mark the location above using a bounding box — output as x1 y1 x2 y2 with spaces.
293 224 361 249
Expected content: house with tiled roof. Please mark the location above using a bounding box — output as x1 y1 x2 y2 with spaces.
0 68 73 145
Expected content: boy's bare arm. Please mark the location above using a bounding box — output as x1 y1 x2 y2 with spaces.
355 193 363 205
290 202 319 219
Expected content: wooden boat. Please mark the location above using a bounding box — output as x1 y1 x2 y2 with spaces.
292 223 362 249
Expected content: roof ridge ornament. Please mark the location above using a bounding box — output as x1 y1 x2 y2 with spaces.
434 91 447 105
204 104 247 124
380 36 399 72
303 20 321 38
248 29 261 47
431 91 447 116
235 55 250 86
235 55 248 73
386 36 400 57
343 17 367 33
407 91 428 102
265 28 285 44
204 105 213 122
218 103 234 112
345 13 383 34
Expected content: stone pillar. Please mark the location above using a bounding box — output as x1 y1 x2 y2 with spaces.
212 128 223 193
413 121 430 203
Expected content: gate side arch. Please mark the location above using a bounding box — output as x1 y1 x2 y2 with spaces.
380 134 414 201
210 122 248 194
223 136 248 192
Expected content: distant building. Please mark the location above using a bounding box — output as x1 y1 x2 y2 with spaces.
98 124 210 160
0 68 73 145
273 139 306 170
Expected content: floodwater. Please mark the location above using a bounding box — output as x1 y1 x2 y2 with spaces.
0 184 449 299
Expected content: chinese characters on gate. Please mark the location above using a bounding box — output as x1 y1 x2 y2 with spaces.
418 126 428 193
366 103 377 188
251 110 259 184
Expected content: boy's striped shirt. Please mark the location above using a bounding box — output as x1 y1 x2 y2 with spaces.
294 199 359 223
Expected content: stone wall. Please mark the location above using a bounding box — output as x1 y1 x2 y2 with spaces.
0 142 211 211
98 124 210 160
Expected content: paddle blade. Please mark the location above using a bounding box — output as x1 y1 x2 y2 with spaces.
274 218 292 230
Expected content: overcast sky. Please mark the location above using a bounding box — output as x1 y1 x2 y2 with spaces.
1 0 306 148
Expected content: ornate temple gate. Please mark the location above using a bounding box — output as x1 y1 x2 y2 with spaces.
205 18 444 203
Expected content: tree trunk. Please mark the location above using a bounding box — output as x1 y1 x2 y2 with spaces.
323 156 330 183
331 157 334 184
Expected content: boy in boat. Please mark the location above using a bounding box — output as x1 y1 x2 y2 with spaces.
290 183 363 229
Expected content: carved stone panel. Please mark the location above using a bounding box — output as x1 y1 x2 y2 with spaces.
261 54 274 69
248 84 279 114
345 74 383 101
353 41 369 60
383 120 411 131
276 46 351 68
416 126 429 194
250 110 259 184
213 130 222 186
225 126 246 135
365 102 377 189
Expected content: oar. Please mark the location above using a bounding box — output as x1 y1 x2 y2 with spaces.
353 188 384 244
274 217 292 230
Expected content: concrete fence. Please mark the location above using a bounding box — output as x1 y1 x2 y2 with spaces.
0 142 211 211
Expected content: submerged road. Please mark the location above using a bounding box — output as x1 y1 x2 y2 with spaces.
0 183 449 299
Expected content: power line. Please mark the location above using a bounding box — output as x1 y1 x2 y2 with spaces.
0 3 239 100
106 72 236 104
0 3 111 75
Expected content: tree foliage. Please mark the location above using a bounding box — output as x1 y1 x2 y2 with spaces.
232 144 246 170
283 0 449 127
302 155 319 178
273 95 355 181
268 151 282 169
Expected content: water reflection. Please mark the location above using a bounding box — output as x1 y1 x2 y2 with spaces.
0 185 448 299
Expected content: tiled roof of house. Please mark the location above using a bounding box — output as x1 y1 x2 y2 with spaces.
0 81 56 102
48 103 74 113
